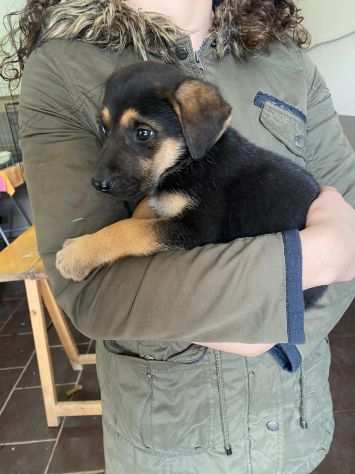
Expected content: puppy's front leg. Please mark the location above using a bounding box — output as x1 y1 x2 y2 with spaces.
133 197 156 219
56 217 168 281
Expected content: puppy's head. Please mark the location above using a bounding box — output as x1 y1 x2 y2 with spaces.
92 62 232 199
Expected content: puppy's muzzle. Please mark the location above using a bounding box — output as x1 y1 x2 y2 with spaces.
91 177 113 193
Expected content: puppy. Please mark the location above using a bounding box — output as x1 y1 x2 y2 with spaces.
56 62 323 303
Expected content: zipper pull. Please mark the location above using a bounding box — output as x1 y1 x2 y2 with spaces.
194 50 204 71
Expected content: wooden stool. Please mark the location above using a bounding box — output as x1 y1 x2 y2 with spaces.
0 226 102 426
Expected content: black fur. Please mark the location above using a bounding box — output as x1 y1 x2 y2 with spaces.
95 62 325 306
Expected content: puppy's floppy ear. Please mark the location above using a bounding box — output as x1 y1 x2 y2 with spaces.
171 79 232 159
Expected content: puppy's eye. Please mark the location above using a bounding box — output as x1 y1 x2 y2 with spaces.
136 128 154 141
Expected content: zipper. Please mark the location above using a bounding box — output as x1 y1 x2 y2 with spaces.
194 35 213 72
195 49 205 71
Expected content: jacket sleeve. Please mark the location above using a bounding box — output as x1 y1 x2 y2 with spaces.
19 44 303 343
298 52 355 358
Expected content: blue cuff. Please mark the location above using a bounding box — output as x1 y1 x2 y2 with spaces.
269 343 302 372
282 230 305 344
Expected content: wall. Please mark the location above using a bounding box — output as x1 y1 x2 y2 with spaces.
0 0 24 97
299 0 355 116
300 0 355 46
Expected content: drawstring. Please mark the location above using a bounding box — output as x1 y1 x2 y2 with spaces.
214 351 233 456
214 351 308 455
299 362 308 429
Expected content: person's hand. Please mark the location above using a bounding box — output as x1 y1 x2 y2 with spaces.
300 186 355 289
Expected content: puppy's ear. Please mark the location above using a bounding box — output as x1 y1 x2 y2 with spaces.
171 80 232 159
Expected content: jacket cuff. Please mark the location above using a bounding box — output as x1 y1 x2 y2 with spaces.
282 230 305 344
269 343 302 372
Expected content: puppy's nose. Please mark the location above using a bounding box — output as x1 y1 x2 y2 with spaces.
91 177 113 193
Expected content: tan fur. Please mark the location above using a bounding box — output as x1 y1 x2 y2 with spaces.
175 81 226 117
149 192 195 218
174 81 204 116
215 113 233 142
133 197 156 219
101 106 112 127
56 218 164 281
120 108 139 127
151 138 183 182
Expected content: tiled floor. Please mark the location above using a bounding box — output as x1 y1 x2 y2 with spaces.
0 281 355 473
0 281 104 474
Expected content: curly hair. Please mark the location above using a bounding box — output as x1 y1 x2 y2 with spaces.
0 0 310 87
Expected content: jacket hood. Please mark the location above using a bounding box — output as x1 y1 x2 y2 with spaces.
39 0 241 62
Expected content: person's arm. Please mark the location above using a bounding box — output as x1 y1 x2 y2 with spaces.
19 42 305 344
199 53 355 359
294 52 355 359
201 186 355 357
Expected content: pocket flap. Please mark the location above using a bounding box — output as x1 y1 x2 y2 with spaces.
258 100 306 158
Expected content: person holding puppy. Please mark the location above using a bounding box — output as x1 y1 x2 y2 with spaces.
2 0 355 472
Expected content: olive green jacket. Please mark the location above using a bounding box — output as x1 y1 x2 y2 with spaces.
20 37 355 473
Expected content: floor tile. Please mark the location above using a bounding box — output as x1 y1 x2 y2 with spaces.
18 345 88 388
47 416 104 474
1 300 32 335
0 369 22 408
0 334 34 369
329 337 355 412
47 317 90 346
314 411 355 474
55 364 100 404
75 365 101 401
0 300 22 329
0 281 26 300
331 298 355 337
0 441 54 474
0 388 60 443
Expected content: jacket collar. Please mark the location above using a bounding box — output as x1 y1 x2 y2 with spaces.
39 0 235 63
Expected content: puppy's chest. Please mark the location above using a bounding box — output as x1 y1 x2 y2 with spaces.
149 192 196 218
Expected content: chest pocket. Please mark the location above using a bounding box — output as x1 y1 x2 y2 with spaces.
255 92 307 161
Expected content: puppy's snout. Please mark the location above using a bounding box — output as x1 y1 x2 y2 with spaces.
91 177 113 193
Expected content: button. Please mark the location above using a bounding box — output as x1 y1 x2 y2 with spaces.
295 134 305 148
175 46 189 60
143 354 155 360
266 421 279 432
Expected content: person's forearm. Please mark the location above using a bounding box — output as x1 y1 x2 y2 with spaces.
300 186 355 289
300 227 334 290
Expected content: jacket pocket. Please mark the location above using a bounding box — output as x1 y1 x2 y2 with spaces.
97 341 213 452
255 92 306 160
144 356 214 452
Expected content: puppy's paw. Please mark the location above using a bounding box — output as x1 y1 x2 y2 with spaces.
56 235 98 282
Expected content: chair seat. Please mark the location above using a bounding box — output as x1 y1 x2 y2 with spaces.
0 225 101 427
0 226 46 282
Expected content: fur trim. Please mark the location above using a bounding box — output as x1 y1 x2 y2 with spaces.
39 0 240 61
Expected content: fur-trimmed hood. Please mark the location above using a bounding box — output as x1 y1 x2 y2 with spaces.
39 0 241 62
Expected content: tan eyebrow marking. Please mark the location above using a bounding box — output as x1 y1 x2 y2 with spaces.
101 106 112 127
120 108 139 127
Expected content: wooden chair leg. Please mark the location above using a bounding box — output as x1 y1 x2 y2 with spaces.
39 279 83 370
25 279 60 427
39 279 96 367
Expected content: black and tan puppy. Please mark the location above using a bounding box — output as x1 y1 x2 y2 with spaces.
56 62 321 302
